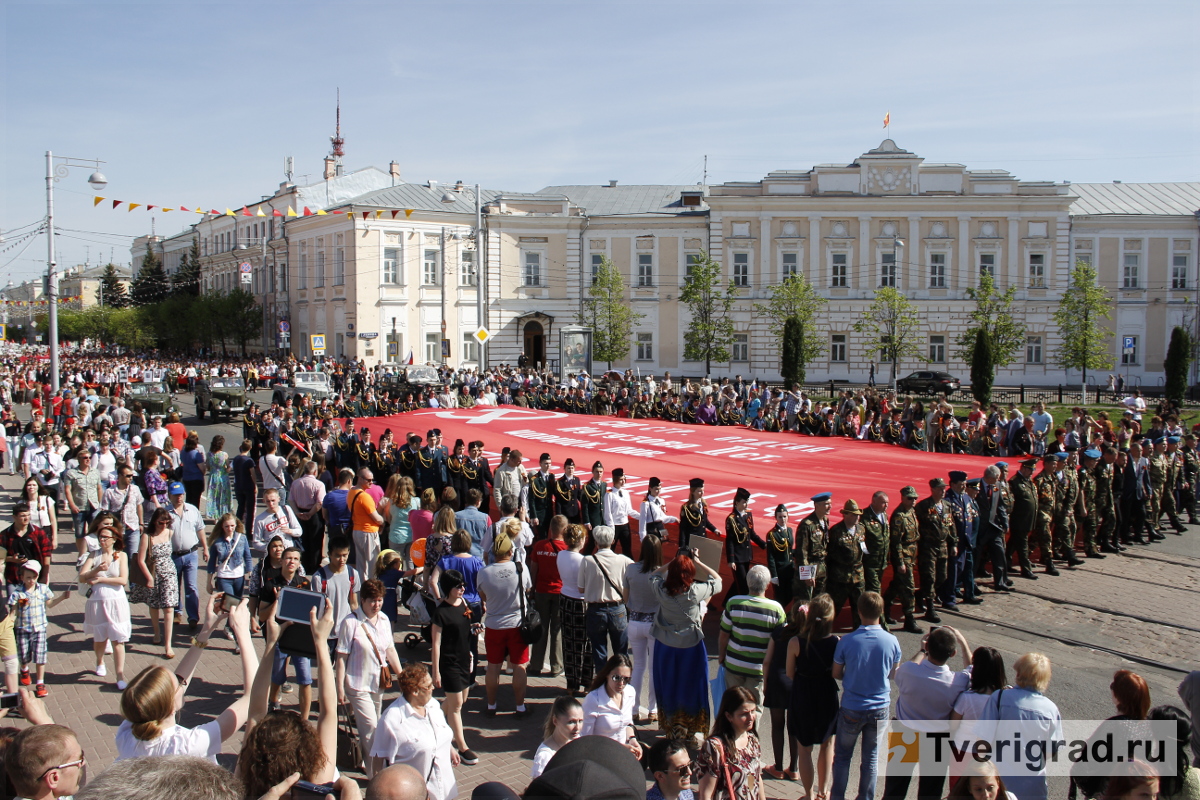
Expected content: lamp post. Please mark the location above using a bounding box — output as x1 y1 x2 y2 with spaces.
45 151 107 392
235 236 270 354
441 183 484 368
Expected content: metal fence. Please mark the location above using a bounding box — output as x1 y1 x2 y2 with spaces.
734 381 1197 406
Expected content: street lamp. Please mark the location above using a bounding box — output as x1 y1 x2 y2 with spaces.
46 151 107 393
234 236 275 354
441 183 485 368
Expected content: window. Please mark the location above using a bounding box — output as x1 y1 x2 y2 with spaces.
1172 254 1189 290
461 333 479 364
636 332 653 361
1122 335 1138 366
929 335 946 363
424 249 441 286
1123 253 1140 289
831 334 847 362
523 252 542 286
278 263 287 292
880 252 897 287
929 253 946 288
1029 253 1045 288
831 253 847 287
425 332 441 363
315 251 325 288
383 247 400 285
732 253 750 287
1076 253 1092 267
685 253 702 279
269 263 276 293
782 252 798 280
460 250 476 287
732 334 749 362
298 243 307 289
334 247 345 286
637 253 654 287
1026 335 1043 364
589 253 604 285
979 253 996 279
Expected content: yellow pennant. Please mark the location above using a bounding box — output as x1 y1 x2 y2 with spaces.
195 206 205 214
316 209 327 216
162 208 174 213
404 209 414 218
128 203 141 211
93 196 105 206
225 208 236 216
286 207 297 217
256 208 266 217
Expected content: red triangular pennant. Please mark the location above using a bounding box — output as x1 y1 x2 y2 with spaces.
180 206 190 212
241 207 252 216
112 200 122 209
273 209 282 217
362 211 369 220
391 210 399 218
209 209 220 215
302 207 312 216
147 205 156 211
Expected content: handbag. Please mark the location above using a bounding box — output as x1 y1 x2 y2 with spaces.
515 561 543 645
335 701 363 773
357 612 395 691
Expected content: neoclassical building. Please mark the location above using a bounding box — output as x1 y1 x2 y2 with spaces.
134 141 1199 386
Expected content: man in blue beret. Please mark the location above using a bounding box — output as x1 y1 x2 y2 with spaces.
1161 436 1188 534
1077 449 1106 559
1146 437 1170 540
1181 434 1200 525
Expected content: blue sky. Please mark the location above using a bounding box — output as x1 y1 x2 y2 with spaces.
3 1 1197 283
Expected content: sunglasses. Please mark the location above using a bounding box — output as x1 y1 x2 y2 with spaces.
610 674 631 684
665 761 694 776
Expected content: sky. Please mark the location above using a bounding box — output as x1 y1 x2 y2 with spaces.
2 0 1197 284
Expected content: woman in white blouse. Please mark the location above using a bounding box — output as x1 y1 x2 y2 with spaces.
638 477 678 541
371 662 460 800
556 524 592 695
336 578 403 778
580 654 643 760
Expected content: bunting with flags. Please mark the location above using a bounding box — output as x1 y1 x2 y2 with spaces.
89 196 423 221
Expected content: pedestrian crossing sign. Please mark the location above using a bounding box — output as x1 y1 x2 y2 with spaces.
310 334 326 355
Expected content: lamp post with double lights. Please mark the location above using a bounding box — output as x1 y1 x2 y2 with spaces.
46 152 107 392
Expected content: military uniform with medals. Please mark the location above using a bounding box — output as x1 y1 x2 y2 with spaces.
825 499 866 628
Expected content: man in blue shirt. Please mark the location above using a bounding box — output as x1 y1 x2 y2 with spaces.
456 488 492 558
830 591 903 800
321 467 354 540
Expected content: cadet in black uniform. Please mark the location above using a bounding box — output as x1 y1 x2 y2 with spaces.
677 478 718 551
724 487 766 606
579 461 606 531
554 458 582 527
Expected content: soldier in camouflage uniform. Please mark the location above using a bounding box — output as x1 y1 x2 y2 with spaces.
1181 434 1200 524
1147 437 1168 532
826 498 866 629
1077 448 1106 559
883 486 923 634
1095 446 1121 553
915 478 956 622
1033 452 1063 576
1054 448 1083 566
793 492 832 602
1161 437 1187 534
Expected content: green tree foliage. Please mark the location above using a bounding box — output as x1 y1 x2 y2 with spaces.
679 250 738 377
755 273 826 377
781 315 806 385
130 246 169 306
97 263 129 308
1164 326 1192 404
1053 260 1114 384
577 255 643 368
955 272 1026 367
852 287 923 383
45 306 154 349
970 327 994 405
219 289 264 357
171 236 202 297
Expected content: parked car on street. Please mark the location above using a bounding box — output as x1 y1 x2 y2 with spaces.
895 370 961 395
195 376 248 421
380 365 440 397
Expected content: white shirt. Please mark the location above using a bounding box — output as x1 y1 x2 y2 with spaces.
24 447 64 487
482 516 533 565
115 718 222 762
259 454 288 491
894 659 971 731
372 697 459 800
147 427 170 450
556 550 585 600
104 484 145 535
637 496 677 540
336 611 394 694
580 684 635 742
602 487 640 527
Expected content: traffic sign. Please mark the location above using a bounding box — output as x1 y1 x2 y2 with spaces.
239 262 252 273
279 320 290 333
441 338 451 357
1123 336 1135 350
0 324 6 340
472 327 491 345
240 272 252 285
387 342 398 357
358 332 378 339
310 334 326 355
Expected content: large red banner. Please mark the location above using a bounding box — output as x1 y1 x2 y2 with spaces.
359 407 993 530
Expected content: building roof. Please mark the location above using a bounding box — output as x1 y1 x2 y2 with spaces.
1068 181 1200 217
536 184 704 216
333 182 505 214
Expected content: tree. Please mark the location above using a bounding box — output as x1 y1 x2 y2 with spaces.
171 236 202 297
577 255 643 368
97 263 129 308
755 273 826 379
1053 260 1114 385
679 250 738 377
970 328 994 405
1164 326 1192 404
130 246 169 307
220 288 264 357
781 316 806 385
852 287 923 385
955 271 1025 367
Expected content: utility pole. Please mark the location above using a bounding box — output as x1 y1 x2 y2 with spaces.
440 226 447 366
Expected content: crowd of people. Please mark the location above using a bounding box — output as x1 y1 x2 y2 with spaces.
0 342 1197 800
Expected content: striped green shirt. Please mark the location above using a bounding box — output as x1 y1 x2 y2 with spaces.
720 594 786 677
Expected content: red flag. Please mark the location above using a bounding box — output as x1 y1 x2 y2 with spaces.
302 207 312 216
362 211 370 220
883 111 891 128
209 209 220 215
281 431 310 457
390 210 399 219
112 200 122 209
147 205 156 211
180 206 190 212
273 209 282 217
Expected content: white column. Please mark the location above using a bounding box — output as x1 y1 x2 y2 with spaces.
857 216 872 291
1007 217 1021 287
957 216 971 291
808 216 822 285
907 216 920 292
760 215 771 287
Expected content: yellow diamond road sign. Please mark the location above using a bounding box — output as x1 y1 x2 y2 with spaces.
472 327 491 345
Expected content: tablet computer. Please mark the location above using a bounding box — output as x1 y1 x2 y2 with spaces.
276 586 326 625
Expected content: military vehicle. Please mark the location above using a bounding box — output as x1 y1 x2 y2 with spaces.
194 376 248 421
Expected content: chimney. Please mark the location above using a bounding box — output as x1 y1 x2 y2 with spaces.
324 156 336 181
455 180 464 192
389 161 401 184
608 180 618 187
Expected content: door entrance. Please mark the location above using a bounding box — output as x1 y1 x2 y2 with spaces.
523 321 545 368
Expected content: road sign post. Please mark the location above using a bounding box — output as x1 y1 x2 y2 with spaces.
310 333 326 356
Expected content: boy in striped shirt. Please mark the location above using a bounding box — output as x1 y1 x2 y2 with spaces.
718 564 785 708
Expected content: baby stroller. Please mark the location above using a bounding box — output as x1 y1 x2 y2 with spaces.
400 577 437 650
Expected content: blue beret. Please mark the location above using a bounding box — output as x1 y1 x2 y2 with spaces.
1054 451 1070 460
1083 449 1102 460
811 492 832 502
1168 436 1182 443
995 461 1009 469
